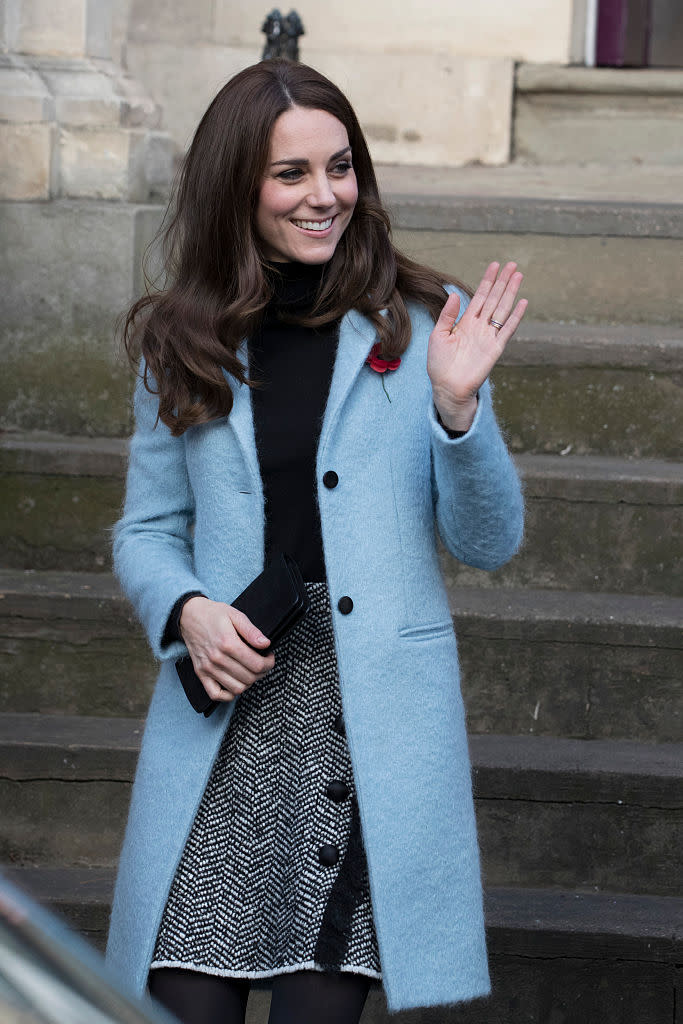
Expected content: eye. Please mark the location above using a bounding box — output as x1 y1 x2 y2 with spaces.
277 168 304 182
331 160 353 175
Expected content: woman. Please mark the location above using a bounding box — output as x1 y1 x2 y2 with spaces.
106 58 526 1023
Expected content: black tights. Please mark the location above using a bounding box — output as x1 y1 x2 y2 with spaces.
148 966 372 1024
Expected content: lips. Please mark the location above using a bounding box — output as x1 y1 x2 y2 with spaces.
291 216 335 232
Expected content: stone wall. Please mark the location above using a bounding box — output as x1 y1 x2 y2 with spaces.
0 0 173 435
122 0 588 165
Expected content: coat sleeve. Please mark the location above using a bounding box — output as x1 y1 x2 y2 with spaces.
112 370 205 661
427 287 525 571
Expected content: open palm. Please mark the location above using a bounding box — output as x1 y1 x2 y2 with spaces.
428 261 528 431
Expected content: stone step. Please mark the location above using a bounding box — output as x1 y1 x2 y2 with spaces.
513 64 683 166
3 871 680 1024
0 714 679 897
494 322 683 459
455 587 683 744
0 434 125 572
4 314 683 460
2 571 681 743
470 735 682 897
0 570 156 718
445 454 682 597
3 171 683 438
376 162 683 324
2 436 681 594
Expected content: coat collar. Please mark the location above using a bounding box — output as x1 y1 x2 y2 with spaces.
228 308 377 489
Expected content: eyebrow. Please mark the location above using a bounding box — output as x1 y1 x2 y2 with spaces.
270 146 352 167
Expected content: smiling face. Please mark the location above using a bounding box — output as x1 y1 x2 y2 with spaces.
255 106 359 264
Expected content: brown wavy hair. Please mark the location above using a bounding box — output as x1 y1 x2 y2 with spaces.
123 59 469 435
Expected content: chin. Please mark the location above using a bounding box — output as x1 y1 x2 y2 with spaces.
297 249 336 264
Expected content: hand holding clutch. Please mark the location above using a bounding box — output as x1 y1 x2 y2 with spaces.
175 553 309 717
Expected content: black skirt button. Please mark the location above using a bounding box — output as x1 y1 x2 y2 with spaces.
323 470 339 488
337 596 353 614
333 712 346 736
318 844 339 867
326 780 350 803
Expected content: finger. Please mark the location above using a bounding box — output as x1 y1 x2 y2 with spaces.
467 262 500 317
200 676 237 702
227 606 271 648
212 645 275 682
204 652 272 694
495 298 528 347
434 290 461 335
480 262 517 322
487 270 523 327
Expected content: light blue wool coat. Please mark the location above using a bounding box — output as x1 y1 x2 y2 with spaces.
105 292 524 1013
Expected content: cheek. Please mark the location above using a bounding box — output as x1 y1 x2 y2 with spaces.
257 183 293 227
341 176 359 214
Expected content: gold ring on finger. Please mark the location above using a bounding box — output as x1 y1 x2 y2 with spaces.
489 317 506 330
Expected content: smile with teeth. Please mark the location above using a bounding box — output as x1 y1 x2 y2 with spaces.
292 216 335 232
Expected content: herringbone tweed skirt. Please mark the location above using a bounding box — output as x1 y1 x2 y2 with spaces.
150 582 382 982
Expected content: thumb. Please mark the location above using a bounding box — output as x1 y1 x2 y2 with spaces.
434 291 461 336
227 607 271 647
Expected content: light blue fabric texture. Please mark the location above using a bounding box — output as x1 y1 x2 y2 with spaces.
105 291 524 1013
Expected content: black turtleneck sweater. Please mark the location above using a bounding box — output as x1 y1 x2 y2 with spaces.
249 260 339 583
163 261 338 644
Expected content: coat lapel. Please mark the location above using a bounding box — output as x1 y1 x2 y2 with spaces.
226 311 377 486
224 343 261 493
318 309 377 455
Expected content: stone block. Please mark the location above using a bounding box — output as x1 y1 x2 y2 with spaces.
106 64 161 128
14 0 87 57
128 0 215 44
0 199 163 435
310 50 513 166
124 41 252 146
0 61 53 121
85 0 112 59
0 121 53 198
39 66 121 125
143 129 177 196
59 126 146 199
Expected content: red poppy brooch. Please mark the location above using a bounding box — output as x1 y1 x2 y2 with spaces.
366 343 401 401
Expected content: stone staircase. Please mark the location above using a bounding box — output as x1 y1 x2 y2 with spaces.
1 158 682 1022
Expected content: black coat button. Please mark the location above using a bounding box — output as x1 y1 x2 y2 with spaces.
318 844 339 867
323 470 339 488
337 596 353 614
326 780 350 803
333 712 346 736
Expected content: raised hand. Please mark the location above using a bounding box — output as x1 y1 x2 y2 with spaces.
427 261 528 432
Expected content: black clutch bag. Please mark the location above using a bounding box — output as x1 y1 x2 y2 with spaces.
175 552 309 717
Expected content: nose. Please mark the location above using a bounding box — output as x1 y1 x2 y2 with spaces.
306 172 335 208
